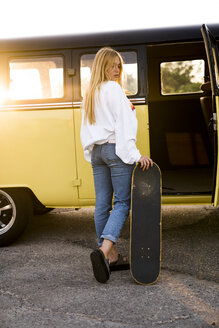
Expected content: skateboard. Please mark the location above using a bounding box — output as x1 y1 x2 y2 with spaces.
130 163 162 285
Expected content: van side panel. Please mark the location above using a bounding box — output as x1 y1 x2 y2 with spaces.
136 105 150 158
0 109 79 207
74 106 95 202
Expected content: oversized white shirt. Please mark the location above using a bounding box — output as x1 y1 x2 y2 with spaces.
80 81 141 164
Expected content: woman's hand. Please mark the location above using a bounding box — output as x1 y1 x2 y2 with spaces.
138 156 153 171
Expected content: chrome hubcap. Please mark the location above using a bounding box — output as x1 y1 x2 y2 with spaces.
0 190 16 235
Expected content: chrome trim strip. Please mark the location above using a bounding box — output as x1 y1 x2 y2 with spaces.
0 98 146 111
73 102 82 108
129 98 146 104
72 98 146 107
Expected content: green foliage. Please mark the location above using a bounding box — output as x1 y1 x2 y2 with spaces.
161 61 203 94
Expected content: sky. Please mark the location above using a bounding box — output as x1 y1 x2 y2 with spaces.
0 0 219 39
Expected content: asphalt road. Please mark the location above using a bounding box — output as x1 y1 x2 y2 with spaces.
0 206 219 328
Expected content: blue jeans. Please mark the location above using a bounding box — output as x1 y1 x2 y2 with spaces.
91 143 135 246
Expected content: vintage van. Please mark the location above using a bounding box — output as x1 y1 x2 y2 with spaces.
0 24 219 245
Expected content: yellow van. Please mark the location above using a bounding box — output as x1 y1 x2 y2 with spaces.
0 24 219 245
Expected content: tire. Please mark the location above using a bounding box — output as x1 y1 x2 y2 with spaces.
0 188 33 246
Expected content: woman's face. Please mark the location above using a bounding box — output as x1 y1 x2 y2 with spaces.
107 56 121 81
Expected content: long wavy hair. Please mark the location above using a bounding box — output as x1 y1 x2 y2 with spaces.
83 47 123 124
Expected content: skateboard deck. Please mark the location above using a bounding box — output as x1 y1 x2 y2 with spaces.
130 163 162 285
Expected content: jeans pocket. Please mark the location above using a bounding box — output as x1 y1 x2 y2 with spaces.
102 144 122 165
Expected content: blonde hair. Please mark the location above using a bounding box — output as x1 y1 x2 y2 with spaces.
83 47 123 124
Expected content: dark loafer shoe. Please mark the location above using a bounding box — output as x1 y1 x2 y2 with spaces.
90 249 111 283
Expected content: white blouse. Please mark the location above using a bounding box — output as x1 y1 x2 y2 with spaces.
80 81 141 165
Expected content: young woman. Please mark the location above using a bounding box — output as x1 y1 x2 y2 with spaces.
80 47 153 283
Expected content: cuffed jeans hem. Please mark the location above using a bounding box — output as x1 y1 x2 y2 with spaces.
100 234 117 245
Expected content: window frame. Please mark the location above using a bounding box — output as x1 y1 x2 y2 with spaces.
1 49 72 105
80 50 139 98
9 55 65 101
147 41 208 103
72 45 147 103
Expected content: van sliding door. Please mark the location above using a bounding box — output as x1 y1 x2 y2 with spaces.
201 24 219 206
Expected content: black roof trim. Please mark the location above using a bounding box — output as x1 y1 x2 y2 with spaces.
1 24 219 52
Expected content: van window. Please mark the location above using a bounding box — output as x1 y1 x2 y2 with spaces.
80 51 138 97
160 59 205 95
9 56 64 100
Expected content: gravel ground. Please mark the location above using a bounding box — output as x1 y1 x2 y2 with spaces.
0 206 218 328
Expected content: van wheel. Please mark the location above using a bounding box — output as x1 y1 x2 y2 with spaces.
0 189 33 246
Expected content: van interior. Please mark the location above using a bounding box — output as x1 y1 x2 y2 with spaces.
147 42 214 196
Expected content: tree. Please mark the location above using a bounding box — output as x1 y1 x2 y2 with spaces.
161 61 203 94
